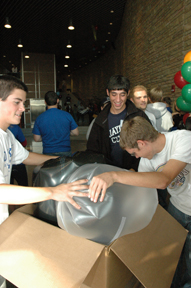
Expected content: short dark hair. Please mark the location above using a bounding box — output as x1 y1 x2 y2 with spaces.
0 75 28 101
162 97 172 106
45 91 58 106
106 75 130 93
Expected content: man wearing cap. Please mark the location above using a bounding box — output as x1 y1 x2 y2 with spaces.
87 75 150 170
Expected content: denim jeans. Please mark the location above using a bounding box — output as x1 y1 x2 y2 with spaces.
168 201 191 288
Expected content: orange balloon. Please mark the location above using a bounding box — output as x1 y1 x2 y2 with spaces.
184 51 191 63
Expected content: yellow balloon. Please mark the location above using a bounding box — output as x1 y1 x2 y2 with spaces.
184 51 191 63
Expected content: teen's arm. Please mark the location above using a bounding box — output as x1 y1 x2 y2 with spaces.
33 134 42 142
88 159 187 203
0 179 89 209
70 127 79 136
22 152 57 166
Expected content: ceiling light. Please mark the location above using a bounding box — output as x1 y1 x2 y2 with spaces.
108 32 111 34
66 40 72 48
25 55 30 59
110 23 113 25
3 55 6 58
17 39 23 48
65 51 70 59
68 19 75 30
110 10 114 13
64 64 68 67
4 17 11 29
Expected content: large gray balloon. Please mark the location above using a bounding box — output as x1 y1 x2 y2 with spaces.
57 164 158 245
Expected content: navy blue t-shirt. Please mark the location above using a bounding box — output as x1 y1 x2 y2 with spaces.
108 108 127 167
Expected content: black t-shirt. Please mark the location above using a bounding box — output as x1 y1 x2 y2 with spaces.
108 108 127 167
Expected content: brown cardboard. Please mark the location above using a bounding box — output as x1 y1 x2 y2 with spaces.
0 204 187 288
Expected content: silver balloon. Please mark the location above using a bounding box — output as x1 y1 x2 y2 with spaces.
57 164 158 245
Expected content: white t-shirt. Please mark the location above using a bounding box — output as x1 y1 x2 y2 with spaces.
0 128 29 224
138 130 191 215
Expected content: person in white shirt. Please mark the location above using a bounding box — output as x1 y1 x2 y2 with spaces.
0 75 88 224
88 116 191 288
130 85 168 209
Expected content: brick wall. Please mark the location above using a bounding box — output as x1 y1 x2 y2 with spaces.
71 0 191 106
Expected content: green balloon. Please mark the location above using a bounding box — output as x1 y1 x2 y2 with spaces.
176 96 191 112
182 84 191 103
181 61 191 83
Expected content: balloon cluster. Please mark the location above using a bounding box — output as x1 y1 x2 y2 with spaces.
174 51 191 112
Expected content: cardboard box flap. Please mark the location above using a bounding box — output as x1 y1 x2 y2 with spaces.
81 246 144 288
110 205 187 288
17 203 36 215
0 209 104 288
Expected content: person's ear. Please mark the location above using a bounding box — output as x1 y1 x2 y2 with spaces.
127 90 130 97
130 97 134 103
137 140 145 149
106 89 109 97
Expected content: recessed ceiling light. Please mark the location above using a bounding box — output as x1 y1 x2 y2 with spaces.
68 19 75 30
17 39 23 48
4 17 11 29
64 64 68 67
110 10 114 13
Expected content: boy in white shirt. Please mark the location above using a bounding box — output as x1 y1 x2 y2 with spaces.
0 75 88 225
89 116 191 288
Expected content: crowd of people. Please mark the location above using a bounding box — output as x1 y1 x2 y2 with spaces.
1 74 191 288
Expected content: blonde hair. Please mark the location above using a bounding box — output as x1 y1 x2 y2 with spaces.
131 85 147 99
120 116 159 149
149 87 163 103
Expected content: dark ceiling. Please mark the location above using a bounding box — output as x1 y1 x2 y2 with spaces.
0 0 127 74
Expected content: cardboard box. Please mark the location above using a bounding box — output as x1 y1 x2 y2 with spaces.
0 204 187 288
